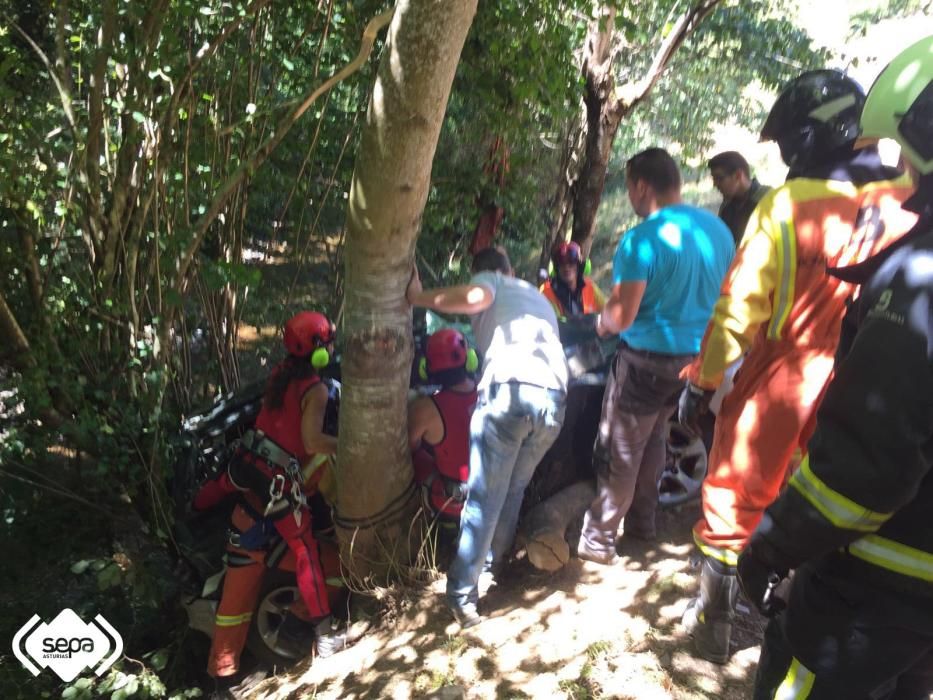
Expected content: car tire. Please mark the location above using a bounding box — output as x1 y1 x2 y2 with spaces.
245 570 309 668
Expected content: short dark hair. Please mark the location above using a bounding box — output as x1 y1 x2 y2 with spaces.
626 148 681 193
471 246 511 274
708 151 751 177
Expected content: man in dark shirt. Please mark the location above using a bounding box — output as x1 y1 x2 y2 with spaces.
708 151 771 244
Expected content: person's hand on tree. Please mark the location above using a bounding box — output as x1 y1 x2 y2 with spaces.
406 264 423 305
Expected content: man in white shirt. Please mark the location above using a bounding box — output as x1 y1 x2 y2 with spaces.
407 247 568 626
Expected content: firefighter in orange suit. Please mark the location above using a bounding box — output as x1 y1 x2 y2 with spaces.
677 70 919 664
540 240 606 319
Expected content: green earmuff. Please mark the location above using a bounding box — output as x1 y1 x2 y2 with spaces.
310 346 330 369
418 356 429 382
465 348 479 373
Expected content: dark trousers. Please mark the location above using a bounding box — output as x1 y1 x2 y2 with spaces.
755 562 933 700
580 343 693 553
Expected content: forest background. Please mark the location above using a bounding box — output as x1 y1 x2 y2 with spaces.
1 0 931 698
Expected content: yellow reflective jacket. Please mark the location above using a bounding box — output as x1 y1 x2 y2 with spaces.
686 173 917 389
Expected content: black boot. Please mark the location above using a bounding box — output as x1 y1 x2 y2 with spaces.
209 676 238 700
682 557 739 664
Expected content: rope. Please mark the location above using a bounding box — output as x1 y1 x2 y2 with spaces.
333 480 417 530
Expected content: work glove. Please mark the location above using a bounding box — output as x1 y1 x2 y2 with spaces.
737 544 788 618
677 382 715 437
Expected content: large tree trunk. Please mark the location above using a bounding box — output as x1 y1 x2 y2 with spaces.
337 0 478 583
571 8 625 250
567 1 721 253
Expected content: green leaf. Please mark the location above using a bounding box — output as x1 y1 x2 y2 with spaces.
150 649 169 671
70 559 91 574
97 563 121 590
164 289 184 308
131 112 146 124
282 58 295 72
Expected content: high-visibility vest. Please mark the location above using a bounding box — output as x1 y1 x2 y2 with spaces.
540 277 604 318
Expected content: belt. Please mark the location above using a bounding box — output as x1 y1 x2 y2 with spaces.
488 381 565 401
240 430 294 471
618 340 694 362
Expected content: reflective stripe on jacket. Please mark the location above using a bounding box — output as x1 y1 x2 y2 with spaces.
750 221 933 599
686 174 917 390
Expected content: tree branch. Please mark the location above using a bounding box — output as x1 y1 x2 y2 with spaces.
6 18 78 139
612 0 721 116
165 7 395 323
85 0 116 253
0 289 34 370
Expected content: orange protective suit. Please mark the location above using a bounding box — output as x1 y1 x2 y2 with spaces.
685 173 918 567
207 457 342 678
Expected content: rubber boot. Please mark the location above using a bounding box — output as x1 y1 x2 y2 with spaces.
682 557 739 664
314 615 356 658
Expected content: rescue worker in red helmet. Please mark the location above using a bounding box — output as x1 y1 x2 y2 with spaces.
193 311 353 689
677 69 918 664
540 241 606 319
408 329 478 556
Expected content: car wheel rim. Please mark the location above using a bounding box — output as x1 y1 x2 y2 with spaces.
658 421 708 507
255 585 301 659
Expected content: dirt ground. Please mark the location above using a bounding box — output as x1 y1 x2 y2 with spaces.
248 501 765 700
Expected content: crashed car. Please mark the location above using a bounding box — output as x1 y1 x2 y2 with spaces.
170 315 709 663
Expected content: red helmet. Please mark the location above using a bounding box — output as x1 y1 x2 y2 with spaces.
283 311 334 357
425 329 470 373
551 240 583 267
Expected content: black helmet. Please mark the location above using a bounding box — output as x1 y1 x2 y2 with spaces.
760 70 865 171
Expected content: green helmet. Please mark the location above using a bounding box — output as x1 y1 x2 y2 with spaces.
860 36 933 175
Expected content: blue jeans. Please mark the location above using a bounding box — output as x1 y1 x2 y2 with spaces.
446 382 566 608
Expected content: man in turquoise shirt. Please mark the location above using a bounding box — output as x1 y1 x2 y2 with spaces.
579 148 734 565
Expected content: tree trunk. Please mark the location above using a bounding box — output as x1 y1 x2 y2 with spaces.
337 0 477 582
522 479 595 571
570 7 622 250
567 1 721 253
570 80 625 249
